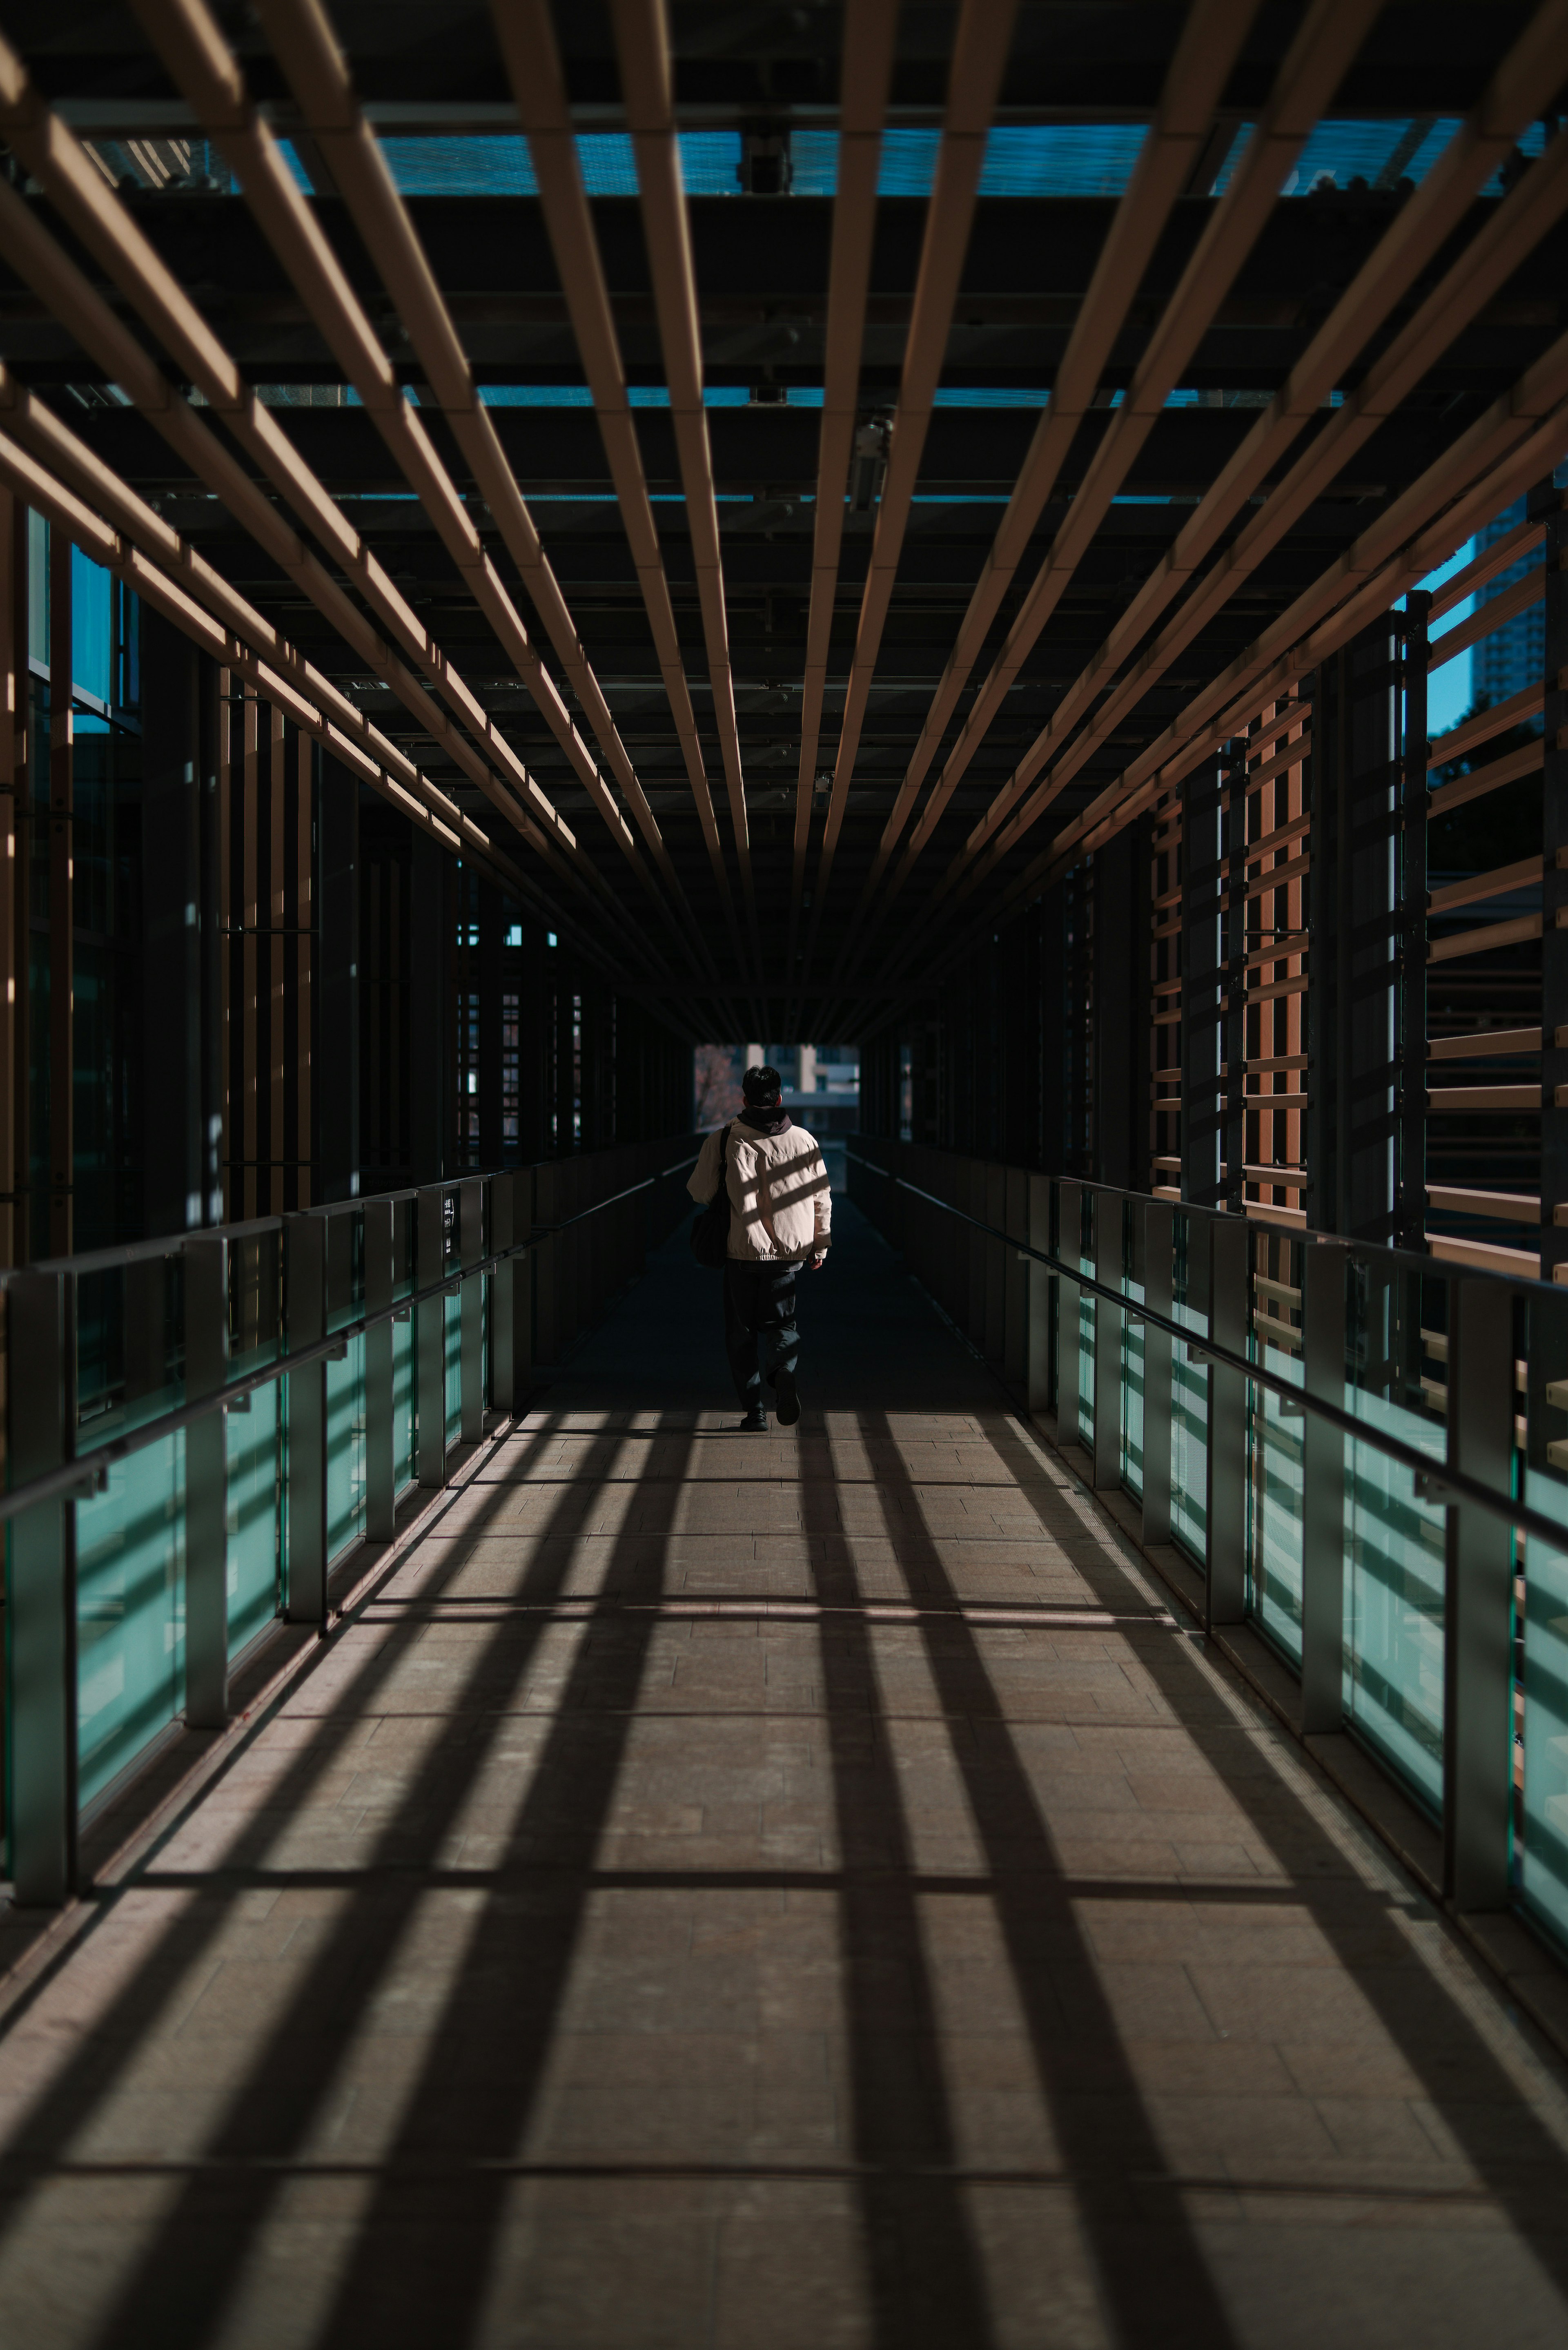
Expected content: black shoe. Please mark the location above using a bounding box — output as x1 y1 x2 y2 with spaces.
738 1407 768 1432
775 1368 800 1427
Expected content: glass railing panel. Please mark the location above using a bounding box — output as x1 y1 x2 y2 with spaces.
394 1312 414 1494
76 1431 185 1811
226 1226 285 1649
1122 1281 1145 1501
444 1291 461 1445
1342 1261 1448 1814
226 1381 280 1658
1171 1211 1209 1563
1519 1291 1568 1945
393 1196 416 1494
1249 1231 1305 1666
1120 1197 1144 1499
1076 1191 1094 1447
326 1332 366 1563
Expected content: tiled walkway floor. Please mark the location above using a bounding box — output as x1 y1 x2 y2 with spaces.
4 1204 1568 2346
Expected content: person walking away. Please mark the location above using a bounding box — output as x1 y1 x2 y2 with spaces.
688 1064 831 1430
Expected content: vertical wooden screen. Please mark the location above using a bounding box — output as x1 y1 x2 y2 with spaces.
224 683 315 1215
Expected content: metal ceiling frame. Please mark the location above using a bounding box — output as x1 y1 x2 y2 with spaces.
927 0 1568 916
0 363 501 864
793 0 1020 998
0 212 680 972
492 0 750 983
1002 349 1568 941
127 0 701 975
255 0 699 927
612 0 759 946
847 0 1264 929
846 0 1380 981
0 426 624 940
787 0 900 986
0 51 608 876
858 320 1568 1026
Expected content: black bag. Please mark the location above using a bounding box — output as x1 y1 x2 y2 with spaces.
690 1124 733 1268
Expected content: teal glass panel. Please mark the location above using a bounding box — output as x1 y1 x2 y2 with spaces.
1121 1281 1145 1500
71 544 113 705
393 1313 414 1494
1250 1237 1306 1666
1520 1466 1568 1942
76 1433 185 1810
1171 1215 1208 1563
327 1334 366 1562
445 1292 461 1445
1075 1194 1094 1447
1342 1265 1448 1813
1517 1291 1568 1944
226 1381 280 1657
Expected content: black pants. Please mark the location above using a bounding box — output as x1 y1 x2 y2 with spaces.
723 1259 801 1408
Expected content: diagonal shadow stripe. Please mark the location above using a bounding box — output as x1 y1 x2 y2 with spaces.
294 1410 702 2350
1071 1487 1568 2296
47 1410 639 2350
799 1420 999 2348
863 1404 1243 2350
0 1410 573 2236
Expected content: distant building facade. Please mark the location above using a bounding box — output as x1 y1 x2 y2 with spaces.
695 1043 860 1133
1472 497 1546 707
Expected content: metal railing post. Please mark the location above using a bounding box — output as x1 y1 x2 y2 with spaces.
491 1169 533 1418
559 1159 580 1352
416 1185 448 1488
1056 1182 1082 1446
1300 1240 1348 1732
459 1175 485 1444
534 1162 558 1365
184 1234 231 1728
1093 1191 1122 1491
8 1272 76 1903
1446 1278 1515 1911
363 1196 396 1541
1141 1201 1174 1547
985 1163 1006 1362
1004 1167 1027 1384
1026 1173 1051 1415
283 1215 327 1626
1205 1213 1249 1626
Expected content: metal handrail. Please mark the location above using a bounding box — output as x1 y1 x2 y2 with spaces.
846 1146 1568 1552
0 1149 702 1527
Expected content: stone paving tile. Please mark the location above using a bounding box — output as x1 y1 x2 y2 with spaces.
3 1205 1568 2345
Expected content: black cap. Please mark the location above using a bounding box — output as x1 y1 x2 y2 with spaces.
743 1063 783 1107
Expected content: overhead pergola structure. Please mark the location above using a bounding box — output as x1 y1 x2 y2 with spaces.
6 2 1568 1065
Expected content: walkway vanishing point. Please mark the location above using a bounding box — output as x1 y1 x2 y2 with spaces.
2 1204 1568 2348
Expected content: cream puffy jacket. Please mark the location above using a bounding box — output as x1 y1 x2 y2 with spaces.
688 1120 833 1262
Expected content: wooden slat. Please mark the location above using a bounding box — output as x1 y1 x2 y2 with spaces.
1249 977 1307 1005
1428 678 1547 767
1427 736 1544 818
1428 911 1542 963
1427 1184 1541 1223
1429 562 1546 670
1429 1025 1541 1057
1428 854 1542 914
1429 1084 1541 1109
1428 515 1545 621
1430 1232 1542 1275
1244 848 1309 902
